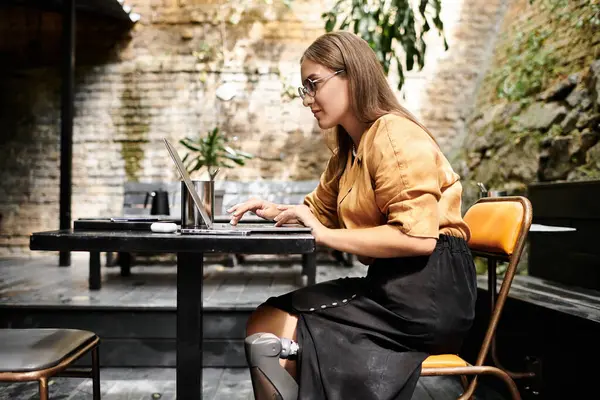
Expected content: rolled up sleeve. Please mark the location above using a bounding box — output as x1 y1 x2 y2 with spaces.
304 156 340 229
371 118 441 238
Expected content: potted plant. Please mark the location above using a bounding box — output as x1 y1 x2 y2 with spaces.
179 126 253 214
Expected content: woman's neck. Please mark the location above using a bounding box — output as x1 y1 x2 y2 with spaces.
340 114 368 148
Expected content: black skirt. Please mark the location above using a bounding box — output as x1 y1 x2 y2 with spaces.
264 234 477 400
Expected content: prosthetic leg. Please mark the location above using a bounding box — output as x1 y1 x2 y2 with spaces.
245 333 300 400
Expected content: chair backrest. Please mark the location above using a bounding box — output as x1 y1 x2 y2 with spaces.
465 197 529 257
463 196 532 367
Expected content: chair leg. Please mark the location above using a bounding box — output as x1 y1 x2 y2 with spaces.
488 368 521 400
39 377 49 400
458 391 472 400
459 369 520 400
92 346 101 400
118 252 132 277
460 375 469 391
422 365 521 400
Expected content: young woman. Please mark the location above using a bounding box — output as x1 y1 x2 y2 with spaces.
228 31 477 400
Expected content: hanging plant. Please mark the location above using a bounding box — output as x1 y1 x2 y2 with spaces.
322 0 447 91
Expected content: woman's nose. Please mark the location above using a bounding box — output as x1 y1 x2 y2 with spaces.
302 95 313 107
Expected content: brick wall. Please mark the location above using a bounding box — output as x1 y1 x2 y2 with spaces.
0 0 507 254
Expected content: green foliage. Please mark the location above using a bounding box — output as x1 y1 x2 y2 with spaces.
193 42 219 63
587 3 600 27
495 27 557 101
322 0 447 91
194 0 447 95
495 1 599 102
546 124 563 138
180 127 253 181
474 257 488 275
120 79 150 182
474 257 528 276
530 0 600 29
276 69 299 102
574 165 600 179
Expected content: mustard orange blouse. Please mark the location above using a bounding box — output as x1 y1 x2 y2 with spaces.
304 114 470 240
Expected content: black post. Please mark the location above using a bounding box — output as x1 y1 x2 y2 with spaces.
59 0 75 266
177 252 204 399
89 252 101 290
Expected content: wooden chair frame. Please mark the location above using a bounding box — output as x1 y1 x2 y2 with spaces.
421 196 533 400
0 336 100 400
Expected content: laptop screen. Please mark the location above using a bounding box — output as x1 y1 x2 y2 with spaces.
163 138 214 229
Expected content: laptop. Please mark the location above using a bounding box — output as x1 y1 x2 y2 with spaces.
163 138 313 236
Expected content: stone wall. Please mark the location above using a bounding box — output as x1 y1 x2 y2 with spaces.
0 0 508 254
462 0 600 205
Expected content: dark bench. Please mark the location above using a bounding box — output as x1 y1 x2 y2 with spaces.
122 181 181 217
119 180 322 222
109 181 181 278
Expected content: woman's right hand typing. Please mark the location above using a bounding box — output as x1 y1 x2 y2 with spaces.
226 198 281 225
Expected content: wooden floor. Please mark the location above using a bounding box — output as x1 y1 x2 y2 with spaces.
0 254 507 399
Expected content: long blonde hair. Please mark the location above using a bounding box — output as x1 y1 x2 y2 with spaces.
301 31 436 181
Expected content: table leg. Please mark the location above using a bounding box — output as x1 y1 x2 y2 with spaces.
118 252 131 277
59 251 70 267
89 252 101 290
302 252 317 286
177 252 204 400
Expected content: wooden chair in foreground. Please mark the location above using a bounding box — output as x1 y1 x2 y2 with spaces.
420 196 533 400
0 329 100 400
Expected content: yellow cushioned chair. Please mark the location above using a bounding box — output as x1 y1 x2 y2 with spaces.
420 196 533 400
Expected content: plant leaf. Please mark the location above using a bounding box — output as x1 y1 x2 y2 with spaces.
319 0 447 91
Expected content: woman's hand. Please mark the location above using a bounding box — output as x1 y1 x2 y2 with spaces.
274 204 328 242
227 198 282 225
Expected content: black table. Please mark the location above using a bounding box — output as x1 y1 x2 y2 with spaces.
72 215 319 289
30 229 315 400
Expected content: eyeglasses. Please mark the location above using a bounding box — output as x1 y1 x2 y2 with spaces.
298 70 344 100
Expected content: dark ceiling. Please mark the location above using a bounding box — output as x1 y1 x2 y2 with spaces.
0 0 137 22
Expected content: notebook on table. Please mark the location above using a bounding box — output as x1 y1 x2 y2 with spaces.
163 138 312 236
